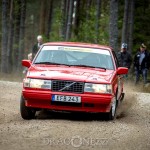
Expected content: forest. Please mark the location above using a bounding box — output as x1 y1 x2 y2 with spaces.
0 0 150 73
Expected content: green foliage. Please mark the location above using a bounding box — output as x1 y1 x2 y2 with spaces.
44 1 110 46
132 2 150 53
71 4 110 45
48 5 62 42
1 0 150 69
118 0 150 53
99 14 109 45
25 0 150 52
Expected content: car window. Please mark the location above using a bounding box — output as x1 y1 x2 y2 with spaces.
34 46 114 70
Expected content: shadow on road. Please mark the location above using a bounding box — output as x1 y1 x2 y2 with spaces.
36 110 113 121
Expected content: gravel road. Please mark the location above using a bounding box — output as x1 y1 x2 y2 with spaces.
0 80 149 150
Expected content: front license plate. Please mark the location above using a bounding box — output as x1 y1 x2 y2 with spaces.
52 95 81 103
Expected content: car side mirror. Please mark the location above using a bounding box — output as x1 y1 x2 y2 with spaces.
22 60 31 68
117 67 128 75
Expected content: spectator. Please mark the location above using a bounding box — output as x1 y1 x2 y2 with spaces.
32 35 43 59
117 43 132 78
28 53 32 61
133 43 150 85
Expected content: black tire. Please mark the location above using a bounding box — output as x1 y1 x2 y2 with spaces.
20 96 36 120
106 97 117 120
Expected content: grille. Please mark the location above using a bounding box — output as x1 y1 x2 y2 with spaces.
52 80 84 93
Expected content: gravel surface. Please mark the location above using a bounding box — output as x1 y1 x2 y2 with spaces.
0 80 150 150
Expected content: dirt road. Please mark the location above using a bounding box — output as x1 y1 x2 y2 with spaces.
0 80 149 150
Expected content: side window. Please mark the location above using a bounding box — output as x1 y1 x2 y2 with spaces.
112 51 119 68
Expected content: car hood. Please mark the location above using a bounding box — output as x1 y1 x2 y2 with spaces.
27 65 115 83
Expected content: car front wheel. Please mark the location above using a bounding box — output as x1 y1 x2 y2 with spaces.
20 96 36 120
106 97 117 120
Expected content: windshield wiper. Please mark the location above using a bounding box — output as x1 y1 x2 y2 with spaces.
34 62 106 69
34 62 70 66
71 64 106 70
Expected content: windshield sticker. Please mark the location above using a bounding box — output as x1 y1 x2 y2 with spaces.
42 46 110 55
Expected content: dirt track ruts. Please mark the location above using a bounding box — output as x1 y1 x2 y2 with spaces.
0 80 150 150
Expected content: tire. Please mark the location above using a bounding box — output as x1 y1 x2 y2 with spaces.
106 97 117 120
20 96 36 120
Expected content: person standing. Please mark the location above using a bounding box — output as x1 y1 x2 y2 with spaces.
133 43 150 85
32 35 43 59
117 43 132 77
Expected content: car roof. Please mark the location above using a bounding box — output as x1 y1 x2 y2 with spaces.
43 42 113 51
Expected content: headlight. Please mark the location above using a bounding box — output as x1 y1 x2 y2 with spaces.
84 83 112 94
24 78 51 89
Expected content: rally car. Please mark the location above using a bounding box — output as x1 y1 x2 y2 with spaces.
21 42 128 120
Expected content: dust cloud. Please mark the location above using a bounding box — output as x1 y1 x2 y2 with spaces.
116 81 150 119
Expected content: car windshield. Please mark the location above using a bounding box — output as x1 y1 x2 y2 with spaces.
34 46 114 70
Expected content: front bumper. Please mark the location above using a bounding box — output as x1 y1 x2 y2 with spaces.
22 88 114 113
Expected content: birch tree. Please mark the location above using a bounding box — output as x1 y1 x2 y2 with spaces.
65 0 74 41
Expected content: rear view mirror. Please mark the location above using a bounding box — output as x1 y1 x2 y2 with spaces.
22 60 31 68
117 67 128 75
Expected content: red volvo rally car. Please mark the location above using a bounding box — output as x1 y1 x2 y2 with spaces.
21 42 128 120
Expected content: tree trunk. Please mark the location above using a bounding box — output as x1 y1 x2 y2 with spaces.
46 0 54 40
109 0 118 52
13 0 21 71
65 0 74 41
73 0 81 37
60 0 66 40
64 0 70 39
1 0 9 73
18 0 26 71
85 0 92 42
39 0 47 35
95 0 101 44
127 0 135 54
121 0 129 44
7 0 14 72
